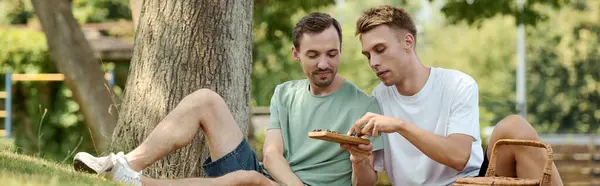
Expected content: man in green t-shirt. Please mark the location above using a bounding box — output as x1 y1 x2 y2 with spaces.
71 12 382 186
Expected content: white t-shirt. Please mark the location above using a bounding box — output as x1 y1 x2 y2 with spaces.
372 67 484 186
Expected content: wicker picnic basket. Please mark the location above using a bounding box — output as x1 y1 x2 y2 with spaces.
453 139 553 186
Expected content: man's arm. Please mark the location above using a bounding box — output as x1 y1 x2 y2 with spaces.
353 82 479 171
262 85 302 185
397 123 473 171
262 129 304 186
352 114 473 171
347 98 382 186
343 143 378 186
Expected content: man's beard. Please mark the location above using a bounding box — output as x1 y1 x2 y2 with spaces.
311 69 335 87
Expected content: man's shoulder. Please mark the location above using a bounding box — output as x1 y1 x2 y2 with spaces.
434 67 477 89
273 79 306 94
341 80 372 98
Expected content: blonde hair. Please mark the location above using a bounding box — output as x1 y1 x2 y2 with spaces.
355 5 417 43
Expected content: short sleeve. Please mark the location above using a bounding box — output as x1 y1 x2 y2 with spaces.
447 81 480 141
267 86 282 130
373 148 385 171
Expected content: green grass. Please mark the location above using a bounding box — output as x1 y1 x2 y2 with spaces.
0 138 14 151
0 138 121 186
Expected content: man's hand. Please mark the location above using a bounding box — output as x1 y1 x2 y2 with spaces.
349 112 404 137
340 143 373 164
341 142 378 186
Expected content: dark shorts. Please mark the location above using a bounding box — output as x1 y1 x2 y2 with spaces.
202 139 272 179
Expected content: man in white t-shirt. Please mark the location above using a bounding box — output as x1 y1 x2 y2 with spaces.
340 5 563 186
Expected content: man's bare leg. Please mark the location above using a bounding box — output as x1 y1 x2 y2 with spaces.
140 170 277 186
487 115 563 186
124 88 244 172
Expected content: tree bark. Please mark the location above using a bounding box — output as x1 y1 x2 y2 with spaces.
111 0 253 178
30 0 119 152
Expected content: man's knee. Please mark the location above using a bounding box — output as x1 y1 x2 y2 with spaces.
183 88 225 109
493 114 540 141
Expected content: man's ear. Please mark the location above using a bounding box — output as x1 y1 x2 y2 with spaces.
292 47 301 62
403 33 415 51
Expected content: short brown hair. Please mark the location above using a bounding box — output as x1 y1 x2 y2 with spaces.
292 12 342 49
355 5 417 43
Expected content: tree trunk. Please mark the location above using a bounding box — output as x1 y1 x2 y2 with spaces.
129 0 141 30
30 0 119 152
111 0 253 178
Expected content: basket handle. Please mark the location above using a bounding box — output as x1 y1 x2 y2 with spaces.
485 139 553 185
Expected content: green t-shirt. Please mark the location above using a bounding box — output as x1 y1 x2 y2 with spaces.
267 79 383 186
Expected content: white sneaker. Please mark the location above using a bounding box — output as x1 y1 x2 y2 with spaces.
73 152 117 174
106 154 143 186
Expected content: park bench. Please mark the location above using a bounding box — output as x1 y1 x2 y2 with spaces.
552 143 600 185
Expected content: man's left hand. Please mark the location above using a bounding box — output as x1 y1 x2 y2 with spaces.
349 112 404 137
340 143 373 164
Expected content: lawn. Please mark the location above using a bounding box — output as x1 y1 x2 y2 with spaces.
0 138 121 186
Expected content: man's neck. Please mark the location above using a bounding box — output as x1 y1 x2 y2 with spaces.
309 75 344 96
395 59 431 96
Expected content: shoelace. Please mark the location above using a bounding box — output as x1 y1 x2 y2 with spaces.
117 169 141 185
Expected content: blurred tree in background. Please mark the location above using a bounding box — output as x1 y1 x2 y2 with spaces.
0 0 131 24
0 28 89 161
0 0 130 160
524 1 600 133
435 0 569 26
435 0 600 132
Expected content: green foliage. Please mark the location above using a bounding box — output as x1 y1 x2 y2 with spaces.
0 28 97 161
0 0 33 24
524 1 600 133
0 0 130 24
251 0 335 106
0 0 130 161
424 0 600 132
416 10 518 128
253 130 266 160
335 0 422 95
434 0 570 26
72 0 131 23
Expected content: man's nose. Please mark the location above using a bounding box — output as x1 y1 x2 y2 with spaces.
369 55 381 68
317 57 329 69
